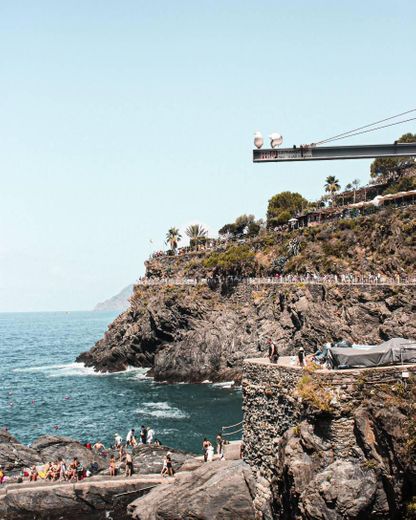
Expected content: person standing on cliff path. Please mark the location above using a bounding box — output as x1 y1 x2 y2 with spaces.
298 347 305 367
268 339 279 364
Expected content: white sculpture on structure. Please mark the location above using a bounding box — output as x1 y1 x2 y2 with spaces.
269 133 283 148
254 131 264 149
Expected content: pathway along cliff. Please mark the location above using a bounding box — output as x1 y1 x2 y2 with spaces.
77 206 416 381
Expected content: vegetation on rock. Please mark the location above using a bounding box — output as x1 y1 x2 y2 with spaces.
266 191 308 228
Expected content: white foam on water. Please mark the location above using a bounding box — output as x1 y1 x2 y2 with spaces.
211 381 235 388
137 401 189 419
13 363 147 378
201 379 212 383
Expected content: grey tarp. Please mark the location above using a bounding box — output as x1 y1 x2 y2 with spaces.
328 338 416 369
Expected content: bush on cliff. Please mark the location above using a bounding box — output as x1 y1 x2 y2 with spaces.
203 244 256 275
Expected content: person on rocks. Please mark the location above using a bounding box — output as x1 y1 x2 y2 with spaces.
166 453 175 476
268 339 279 364
207 443 214 462
114 433 122 448
298 347 305 367
202 438 211 462
29 465 38 482
59 458 67 481
126 428 136 446
140 425 148 444
216 433 224 457
0 465 5 485
109 455 117 476
68 457 81 481
147 427 154 444
76 459 84 481
161 453 169 477
93 441 105 453
125 451 134 477
118 443 126 462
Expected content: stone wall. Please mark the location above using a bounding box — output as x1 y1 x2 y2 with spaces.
242 359 416 518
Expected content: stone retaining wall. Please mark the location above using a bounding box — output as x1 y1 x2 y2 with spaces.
242 359 416 517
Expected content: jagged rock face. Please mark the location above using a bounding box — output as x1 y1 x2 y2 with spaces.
127 459 256 520
243 361 416 519
0 431 42 472
272 385 416 519
77 284 415 383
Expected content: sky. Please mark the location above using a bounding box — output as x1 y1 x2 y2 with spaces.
0 0 415 312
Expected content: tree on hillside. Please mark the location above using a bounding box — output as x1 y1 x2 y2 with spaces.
219 214 262 238
266 192 308 228
185 224 208 249
324 176 341 204
370 133 416 182
165 227 181 251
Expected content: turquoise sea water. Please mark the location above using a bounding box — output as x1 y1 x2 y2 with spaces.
0 311 242 454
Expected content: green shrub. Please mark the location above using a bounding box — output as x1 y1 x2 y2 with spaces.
203 244 256 274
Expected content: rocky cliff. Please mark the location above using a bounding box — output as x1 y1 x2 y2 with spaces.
77 283 415 382
77 205 415 382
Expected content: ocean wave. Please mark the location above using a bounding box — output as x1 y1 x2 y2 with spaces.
137 401 189 419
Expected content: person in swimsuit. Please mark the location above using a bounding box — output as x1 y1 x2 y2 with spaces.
125 451 133 477
29 465 38 482
202 438 211 462
109 455 116 476
166 454 175 476
161 456 168 476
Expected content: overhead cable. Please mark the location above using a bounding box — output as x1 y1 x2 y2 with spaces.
316 116 416 145
314 108 416 146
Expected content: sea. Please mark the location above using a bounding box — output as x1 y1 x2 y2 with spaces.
0 311 242 454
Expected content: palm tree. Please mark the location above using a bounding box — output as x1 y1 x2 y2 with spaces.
185 224 208 249
352 178 361 203
345 183 353 191
165 227 181 251
324 175 341 205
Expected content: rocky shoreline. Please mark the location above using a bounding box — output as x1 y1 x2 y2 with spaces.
0 430 254 520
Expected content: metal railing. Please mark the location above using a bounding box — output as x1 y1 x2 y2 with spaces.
222 419 243 437
136 276 416 287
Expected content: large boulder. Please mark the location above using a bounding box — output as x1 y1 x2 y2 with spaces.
0 430 42 472
130 444 195 475
31 435 107 472
128 459 256 520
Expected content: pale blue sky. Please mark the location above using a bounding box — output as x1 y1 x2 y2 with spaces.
1 1 415 312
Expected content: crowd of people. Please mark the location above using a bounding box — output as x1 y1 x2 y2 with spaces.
0 425 161 486
0 426 238 487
